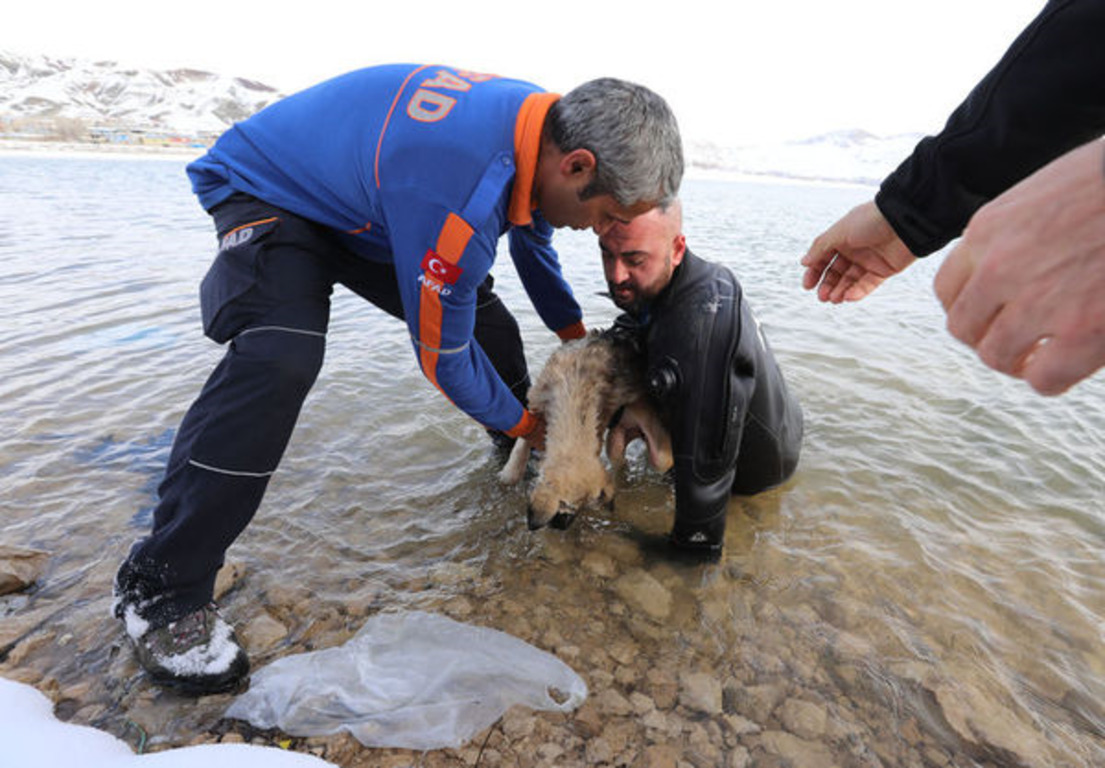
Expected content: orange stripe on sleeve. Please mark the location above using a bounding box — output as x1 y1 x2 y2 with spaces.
436 213 474 261
419 288 444 388
417 213 476 390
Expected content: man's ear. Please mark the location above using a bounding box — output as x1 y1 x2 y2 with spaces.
672 233 687 266
560 148 597 178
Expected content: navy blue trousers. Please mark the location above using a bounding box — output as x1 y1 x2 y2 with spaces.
115 194 529 625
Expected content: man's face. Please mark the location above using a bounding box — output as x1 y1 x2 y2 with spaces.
534 146 655 235
599 209 685 314
541 185 654 236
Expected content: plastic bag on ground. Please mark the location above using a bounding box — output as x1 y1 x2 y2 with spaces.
225 610 588 750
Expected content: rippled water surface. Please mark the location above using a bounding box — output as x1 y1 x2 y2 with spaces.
2 153 1103 766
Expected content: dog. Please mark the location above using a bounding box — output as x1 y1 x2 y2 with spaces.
498 330 672 530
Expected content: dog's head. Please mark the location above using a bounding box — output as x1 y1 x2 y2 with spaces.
526 454 615 530
511 330 654 531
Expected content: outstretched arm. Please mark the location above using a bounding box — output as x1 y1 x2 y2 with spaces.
934 139 1105 395
801 201 918 303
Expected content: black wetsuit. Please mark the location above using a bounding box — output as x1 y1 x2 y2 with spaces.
611 250 803 552
876 0 1105 256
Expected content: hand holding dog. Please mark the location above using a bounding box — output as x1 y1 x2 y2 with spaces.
523 412 547 452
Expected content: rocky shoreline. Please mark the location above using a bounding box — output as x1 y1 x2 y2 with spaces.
1 537 1045 768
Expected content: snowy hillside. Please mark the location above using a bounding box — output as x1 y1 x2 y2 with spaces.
0 51 923 182
689 129 922 186
0 51 285 138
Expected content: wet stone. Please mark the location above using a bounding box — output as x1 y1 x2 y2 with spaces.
629 691 655 715
213 561 245 601
608 640 638 666
640 709 668 733
754 730 836 768
601 721 638 757
612 569 672 620
614 663 637 687
444 595 474 617
0 546 50 596
582 551 618 578
722 713 760 738
678 671 723 716
931 682 1046 767
536 741 564 762
634 743 680 768
592 688 633 719
777 697 828 740
569 701 603 739
645 667 679 710
242 613 289 651
730 682 788 720
726 746 751 768
585 736 615 764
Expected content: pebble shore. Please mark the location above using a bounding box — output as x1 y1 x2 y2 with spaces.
2 532 1041 768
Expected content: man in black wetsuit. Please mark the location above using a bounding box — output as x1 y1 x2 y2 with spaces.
600 200 803 555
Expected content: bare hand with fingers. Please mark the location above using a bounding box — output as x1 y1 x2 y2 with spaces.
801 201 918 303
933 140 1105 395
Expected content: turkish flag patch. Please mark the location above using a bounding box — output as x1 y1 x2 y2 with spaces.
421 249 464 285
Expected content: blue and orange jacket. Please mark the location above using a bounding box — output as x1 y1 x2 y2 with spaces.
187 64 586 438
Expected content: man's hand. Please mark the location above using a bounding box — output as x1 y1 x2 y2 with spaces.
802 201 918 302
523 413 547 452
934 139 1105 395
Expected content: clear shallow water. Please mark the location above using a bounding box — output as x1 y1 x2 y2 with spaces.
1 153 1103 766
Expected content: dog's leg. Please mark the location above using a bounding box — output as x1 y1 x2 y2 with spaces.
617 400 673 474
635 403 673 474
605 419 634 474
497 438 532 484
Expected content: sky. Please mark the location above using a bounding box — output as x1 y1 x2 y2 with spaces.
4 0 1048 147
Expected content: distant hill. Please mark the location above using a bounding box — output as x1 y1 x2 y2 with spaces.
686 129 922 186
0 51 924 182
0 51 286 144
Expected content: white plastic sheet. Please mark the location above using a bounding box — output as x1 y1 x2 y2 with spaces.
225 611 588 750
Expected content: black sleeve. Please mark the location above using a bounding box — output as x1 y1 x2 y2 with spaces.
876 0 1105 256
657 278 755 552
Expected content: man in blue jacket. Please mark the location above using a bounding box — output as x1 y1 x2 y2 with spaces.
112 64 684 694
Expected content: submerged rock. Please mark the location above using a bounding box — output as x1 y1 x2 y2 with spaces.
931 682 1046 767
612 569 672 620
679 671 723 715
776 698 828 740
213 561 246 600
0 545 50 596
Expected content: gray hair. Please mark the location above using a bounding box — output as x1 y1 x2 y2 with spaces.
545 78 683 208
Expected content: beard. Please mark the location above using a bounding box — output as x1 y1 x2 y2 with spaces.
606 255 673 315
607 281 648 314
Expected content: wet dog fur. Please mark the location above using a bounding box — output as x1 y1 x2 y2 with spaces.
498 331 672 529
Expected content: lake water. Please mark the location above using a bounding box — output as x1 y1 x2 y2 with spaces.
1 152 1103 767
